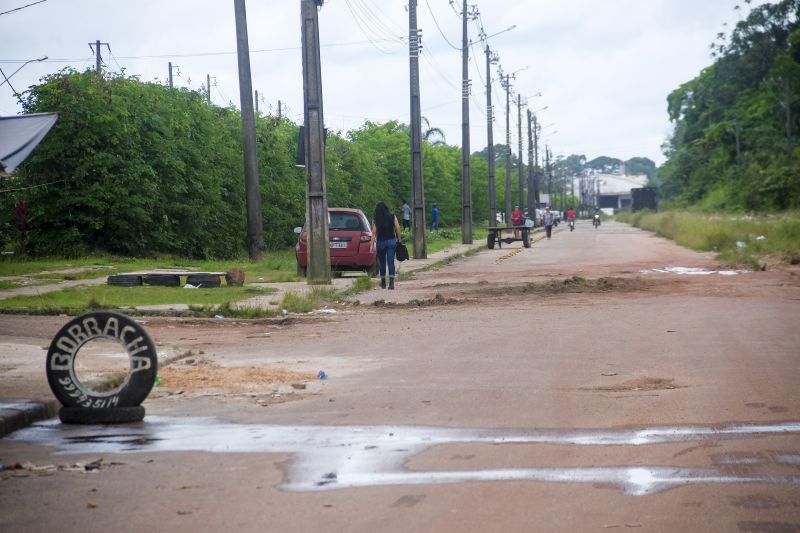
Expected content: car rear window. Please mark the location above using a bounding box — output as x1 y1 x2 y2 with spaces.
329 212 366 231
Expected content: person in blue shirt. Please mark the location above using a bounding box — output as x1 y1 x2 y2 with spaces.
431 203 439 231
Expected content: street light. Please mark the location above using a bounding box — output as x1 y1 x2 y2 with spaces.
480 24 516 42
0 56 47 103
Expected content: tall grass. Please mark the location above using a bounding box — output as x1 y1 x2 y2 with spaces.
618 210 800 267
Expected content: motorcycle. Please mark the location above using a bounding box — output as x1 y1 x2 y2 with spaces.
568 219 575 232
593 214 601 229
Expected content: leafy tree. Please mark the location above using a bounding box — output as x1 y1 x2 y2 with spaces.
625 157 657 179
660 0 800 210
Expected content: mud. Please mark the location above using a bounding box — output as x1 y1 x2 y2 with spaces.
584 376 681 392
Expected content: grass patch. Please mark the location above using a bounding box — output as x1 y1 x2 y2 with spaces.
0 249 302 283
280 286 339 314
0 284 276 315
0 280 23 290
617 210 800 267
397 225 488 256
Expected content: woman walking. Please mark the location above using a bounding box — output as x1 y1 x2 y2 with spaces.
372 202 402 289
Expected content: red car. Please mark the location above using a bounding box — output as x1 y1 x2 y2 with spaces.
295 208 377 277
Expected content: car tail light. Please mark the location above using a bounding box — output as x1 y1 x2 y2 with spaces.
360 232 372 242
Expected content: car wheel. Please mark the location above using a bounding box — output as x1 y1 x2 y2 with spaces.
46 311 158 409
59 405 145 424
367 263 378 277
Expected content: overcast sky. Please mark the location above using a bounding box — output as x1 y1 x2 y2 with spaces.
1 0 760 166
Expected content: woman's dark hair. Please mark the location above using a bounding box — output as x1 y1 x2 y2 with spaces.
374 201 391 222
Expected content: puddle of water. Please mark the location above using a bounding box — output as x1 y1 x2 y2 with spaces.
640 267 747 276
10 418 800 495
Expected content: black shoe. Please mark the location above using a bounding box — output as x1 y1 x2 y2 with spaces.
389 278 395 290
380 277 386 289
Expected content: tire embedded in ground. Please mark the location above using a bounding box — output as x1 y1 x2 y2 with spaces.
46 311 158 409
107 274 142 287
186 273 221 288
59 405 145 424
142 274 180 287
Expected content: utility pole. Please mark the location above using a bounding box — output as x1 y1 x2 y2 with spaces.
206 74 211 103
409 0 427 258
526 109 535 214
88 40 108 73
234 0 265 261
545 145 552 199
460 0 472 244
255 90 259 113
517 94 524 210
301 0 331 283
168 62 174 89
278 100 282 119
532 113 540 206
484 44 497 227
502 73 512 224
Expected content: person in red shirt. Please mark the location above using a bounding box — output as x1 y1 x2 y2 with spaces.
566 207 576 231
510 205 523 239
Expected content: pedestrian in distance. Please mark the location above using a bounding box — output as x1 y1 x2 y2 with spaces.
401 199 411 230
372 201 402 290
542 205 555 240
430 203 439 231
511 205 523 239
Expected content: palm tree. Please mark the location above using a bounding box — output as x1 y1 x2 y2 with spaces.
421 116 446 146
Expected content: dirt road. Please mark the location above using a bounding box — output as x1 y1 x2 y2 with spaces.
2 220 800 532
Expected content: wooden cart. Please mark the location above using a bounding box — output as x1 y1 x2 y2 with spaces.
486 226 532 249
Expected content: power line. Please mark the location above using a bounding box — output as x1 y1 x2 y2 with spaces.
0 178 67 194
0 39 404 64
0 0 47 17
352 0 404 42
343 0 405 55
424 0 460 51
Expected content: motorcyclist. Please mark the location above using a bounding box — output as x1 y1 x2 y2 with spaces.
593 207 601 228
566 207 576 230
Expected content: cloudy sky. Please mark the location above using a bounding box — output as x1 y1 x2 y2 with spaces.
1 0 759 166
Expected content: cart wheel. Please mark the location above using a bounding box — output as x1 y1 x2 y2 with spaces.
487 233 495 249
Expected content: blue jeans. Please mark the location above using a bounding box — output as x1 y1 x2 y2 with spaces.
376 238 397 278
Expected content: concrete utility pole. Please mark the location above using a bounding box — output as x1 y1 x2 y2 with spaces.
301 0 331 283
234 0 266 261
526 109 535 214
460 0 472 244
545 145 552 198
409 0 427 258
502 73 512 224
484 44 497 227
88 40 108 73
206 74 211 103
168 62 174 89
278 100 282 118
255 90 259 113
517 94 524 210
532 113 540 205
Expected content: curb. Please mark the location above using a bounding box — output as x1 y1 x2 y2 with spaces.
0 399 60 438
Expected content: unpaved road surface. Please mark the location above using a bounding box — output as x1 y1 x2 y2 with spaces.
2 221 800 532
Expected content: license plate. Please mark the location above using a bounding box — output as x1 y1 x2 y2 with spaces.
330 242 347 249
